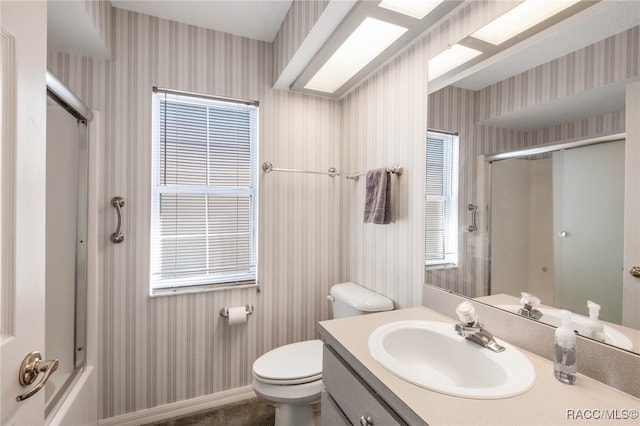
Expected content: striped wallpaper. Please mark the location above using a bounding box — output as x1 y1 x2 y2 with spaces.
476 26 639 123
46 0 638 420
525 110 626 145
49 6 340 419
340 42 429 309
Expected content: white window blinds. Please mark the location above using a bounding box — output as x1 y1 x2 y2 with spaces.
151 89 258 292
426 131 459 266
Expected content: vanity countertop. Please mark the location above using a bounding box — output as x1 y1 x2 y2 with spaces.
318 306 640 426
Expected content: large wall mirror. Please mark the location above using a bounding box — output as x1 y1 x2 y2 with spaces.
424 0 640 355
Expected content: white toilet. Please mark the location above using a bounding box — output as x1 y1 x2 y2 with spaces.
252 282 394 426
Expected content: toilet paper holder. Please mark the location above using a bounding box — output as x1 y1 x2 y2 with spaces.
219 304 254 319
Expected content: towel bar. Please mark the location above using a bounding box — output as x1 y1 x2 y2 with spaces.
262 162 339 177
346 166 403 181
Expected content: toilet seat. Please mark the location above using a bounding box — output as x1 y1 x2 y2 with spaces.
252 340 323 385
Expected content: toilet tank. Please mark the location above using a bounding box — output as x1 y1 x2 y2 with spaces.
329 282 394 319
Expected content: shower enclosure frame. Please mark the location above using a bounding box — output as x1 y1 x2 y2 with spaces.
478 132 625 300
45 70 92 418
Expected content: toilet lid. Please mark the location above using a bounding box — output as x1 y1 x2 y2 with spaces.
253 340 323 384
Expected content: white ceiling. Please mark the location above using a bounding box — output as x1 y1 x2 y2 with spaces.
110 0 293 42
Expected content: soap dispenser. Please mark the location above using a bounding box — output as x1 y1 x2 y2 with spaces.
554 310 577 384
581 300 606 343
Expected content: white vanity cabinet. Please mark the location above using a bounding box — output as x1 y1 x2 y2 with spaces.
322 345 409 426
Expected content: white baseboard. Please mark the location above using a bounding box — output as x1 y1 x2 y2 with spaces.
98 386 256 426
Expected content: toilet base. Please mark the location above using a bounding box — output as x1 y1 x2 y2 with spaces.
253 377 323 426
273 402 316 426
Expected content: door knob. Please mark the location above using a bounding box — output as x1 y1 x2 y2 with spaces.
360 415 374 425
630 266 640 278
16 351 58 402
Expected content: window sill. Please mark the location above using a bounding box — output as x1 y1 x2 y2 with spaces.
425 264 459 271
150 281 258 297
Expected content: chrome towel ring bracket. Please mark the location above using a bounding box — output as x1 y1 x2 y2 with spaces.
110 196 125 243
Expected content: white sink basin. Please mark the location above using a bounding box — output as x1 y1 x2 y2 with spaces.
368 320 535 399
496 305 633 351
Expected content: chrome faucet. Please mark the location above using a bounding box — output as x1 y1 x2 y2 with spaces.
516 292 543 320
455 301 505 353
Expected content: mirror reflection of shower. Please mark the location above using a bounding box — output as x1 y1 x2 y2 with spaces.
489 139 625 324
45 73 91 417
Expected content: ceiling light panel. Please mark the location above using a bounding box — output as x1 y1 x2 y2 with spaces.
378 0 444 20
471 0 581 45
428 44 482 80
304 17 408 93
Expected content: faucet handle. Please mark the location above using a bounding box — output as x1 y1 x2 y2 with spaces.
520 292 540 310
456 301 478 326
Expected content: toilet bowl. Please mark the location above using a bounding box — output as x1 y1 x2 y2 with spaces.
252 340 324 426
251 282 394 426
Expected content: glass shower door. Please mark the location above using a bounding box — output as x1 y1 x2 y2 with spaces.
552 141 624 323
45 94 88 415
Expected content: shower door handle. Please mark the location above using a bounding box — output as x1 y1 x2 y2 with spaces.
16 351 59 402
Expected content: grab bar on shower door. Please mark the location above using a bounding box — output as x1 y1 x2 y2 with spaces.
110 196 125 243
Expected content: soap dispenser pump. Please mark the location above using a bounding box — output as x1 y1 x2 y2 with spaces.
554 310 577 384
581 300 606 343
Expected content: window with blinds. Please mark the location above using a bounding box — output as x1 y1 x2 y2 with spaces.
150 89 258 293
426 131 459 267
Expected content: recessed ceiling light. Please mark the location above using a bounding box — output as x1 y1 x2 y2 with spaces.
304 17 408 93
378 0 444 20
428 44 482 81
471 0 581 45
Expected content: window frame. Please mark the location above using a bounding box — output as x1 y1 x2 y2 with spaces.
150 88 259 294
425 130 459 268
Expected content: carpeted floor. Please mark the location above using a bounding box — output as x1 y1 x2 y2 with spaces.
142 398 275 426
